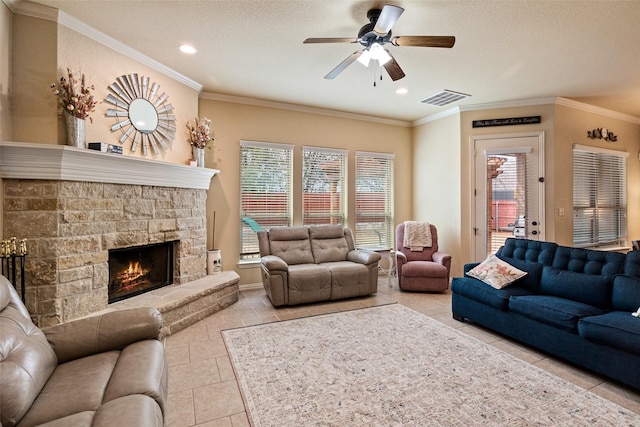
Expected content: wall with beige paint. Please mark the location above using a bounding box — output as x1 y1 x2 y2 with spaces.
553 104 640 246
10 13 58 143
197 98 413 285
8 12 198 165
412 113 463 276
1 1 11 141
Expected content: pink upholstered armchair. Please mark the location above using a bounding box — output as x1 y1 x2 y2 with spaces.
395 222 452 292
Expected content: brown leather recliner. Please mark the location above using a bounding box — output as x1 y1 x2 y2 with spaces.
0 275 167 427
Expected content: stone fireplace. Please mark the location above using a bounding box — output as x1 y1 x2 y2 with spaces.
0 141 236 331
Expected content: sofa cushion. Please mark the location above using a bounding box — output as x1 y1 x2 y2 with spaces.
403 260 449 278
578 311 640 356
550 246 625 276
17 351 120 426
611 274 640 312
509 295 604 332
309 225 349 263
451 276 533 311
0 281 58 427
320 261 371 300
538 246 624 309
623 250 640 278
495 238 557 291
466 254 527 289
287 264 332 304
268 226 314 265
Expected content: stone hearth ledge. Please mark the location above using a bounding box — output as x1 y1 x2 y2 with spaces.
0 141 219 188
93 271 240 338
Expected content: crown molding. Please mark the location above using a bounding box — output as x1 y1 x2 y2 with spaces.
200 92 411 128
554 97 640 124
3 0 57 20
6 1 202 92
417 97 640 125
57 11 202 92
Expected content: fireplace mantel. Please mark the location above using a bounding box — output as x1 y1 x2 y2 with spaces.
0 141 219 189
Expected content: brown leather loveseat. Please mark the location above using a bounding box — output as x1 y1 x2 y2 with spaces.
0 275 167 426
258 224 381 306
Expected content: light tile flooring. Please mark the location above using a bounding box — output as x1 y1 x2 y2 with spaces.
164 278 640 426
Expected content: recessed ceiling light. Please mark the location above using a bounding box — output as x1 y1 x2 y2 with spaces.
179 44 197 54
395 88 408 95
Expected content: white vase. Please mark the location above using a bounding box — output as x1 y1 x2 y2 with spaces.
192 146 205 167
207 249 222 274
64 112 86 148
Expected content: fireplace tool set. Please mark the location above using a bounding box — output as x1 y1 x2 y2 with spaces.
1 237 27 303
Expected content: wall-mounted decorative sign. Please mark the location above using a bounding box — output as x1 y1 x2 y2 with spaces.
587 128 617 142
105 74 176 155
472 116 541 128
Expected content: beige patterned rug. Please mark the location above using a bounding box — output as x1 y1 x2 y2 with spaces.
222 304 640 426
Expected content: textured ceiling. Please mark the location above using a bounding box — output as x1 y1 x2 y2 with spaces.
24 0 640 123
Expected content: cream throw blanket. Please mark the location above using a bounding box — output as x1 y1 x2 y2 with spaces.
403 221 432 251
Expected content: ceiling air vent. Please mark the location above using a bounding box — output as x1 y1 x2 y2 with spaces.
419 90 471 106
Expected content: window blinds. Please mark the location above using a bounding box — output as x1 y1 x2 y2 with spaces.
239 140 293 259
302 147 348 225
573 145 627 248
355 151 395 248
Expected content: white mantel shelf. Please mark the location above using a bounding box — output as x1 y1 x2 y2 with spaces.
0 141 219 190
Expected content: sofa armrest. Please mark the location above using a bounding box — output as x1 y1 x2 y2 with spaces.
262 255 289 272
347 249 381 265
433 251 452 268
43 308 163 364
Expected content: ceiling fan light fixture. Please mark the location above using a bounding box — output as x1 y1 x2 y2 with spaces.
357 49 372 66
371 43 391 65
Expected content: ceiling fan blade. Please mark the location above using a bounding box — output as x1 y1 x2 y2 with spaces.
324 51 362 79
383 53 405 81
304 38 357 44
373 5 404 35
392 36 456 48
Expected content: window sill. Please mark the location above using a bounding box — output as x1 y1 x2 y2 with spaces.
238 259 260 269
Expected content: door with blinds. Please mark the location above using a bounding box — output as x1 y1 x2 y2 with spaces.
472 133 545 260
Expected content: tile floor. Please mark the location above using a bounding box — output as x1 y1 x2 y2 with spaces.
164 277 640 426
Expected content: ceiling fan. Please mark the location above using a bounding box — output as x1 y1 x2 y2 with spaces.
304 4 455 82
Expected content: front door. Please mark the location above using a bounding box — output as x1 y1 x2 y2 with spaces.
472 132 545 260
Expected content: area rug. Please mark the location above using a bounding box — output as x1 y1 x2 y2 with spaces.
222 304 639 426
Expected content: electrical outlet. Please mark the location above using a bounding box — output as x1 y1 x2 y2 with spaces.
558 208 565 217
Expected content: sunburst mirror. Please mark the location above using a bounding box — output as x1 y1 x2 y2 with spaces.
105 74 176 155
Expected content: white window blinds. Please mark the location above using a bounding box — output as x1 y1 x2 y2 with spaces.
240 140 293 260
302 147 347 225
355 151 395 248
573 145 627 248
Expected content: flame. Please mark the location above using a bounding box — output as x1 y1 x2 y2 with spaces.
127 261 143 276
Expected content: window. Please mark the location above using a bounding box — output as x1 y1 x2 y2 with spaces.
240 141 293 260
573 144 627 248
302 147 347 225
355 151 395 248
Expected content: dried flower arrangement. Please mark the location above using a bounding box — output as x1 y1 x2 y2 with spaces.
50 68 97 123
186 117 214 149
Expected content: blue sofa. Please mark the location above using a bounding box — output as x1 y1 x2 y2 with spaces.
452 238 640 391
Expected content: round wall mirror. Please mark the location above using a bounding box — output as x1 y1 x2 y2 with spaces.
128 99 158 133
105 74 176 155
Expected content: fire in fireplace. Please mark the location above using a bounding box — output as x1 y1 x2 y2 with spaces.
108 241 175 303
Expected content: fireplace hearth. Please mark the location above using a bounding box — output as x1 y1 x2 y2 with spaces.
109 242 175 303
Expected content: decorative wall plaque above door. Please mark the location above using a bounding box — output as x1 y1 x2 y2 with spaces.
105 74 176 155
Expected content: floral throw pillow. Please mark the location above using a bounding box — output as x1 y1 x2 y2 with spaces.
466 254 527 289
